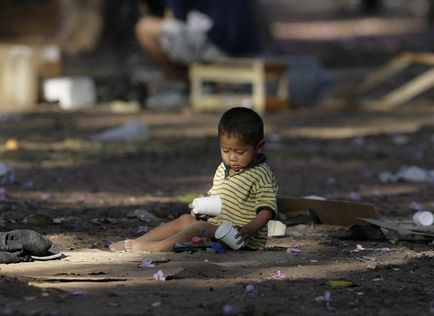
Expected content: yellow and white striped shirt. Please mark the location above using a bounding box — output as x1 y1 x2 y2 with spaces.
207 157 278 249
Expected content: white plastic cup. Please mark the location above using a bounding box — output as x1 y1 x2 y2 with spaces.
215 221 245 250
412 210 434 226
192 195 221 216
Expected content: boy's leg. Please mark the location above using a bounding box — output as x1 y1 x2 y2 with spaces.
125 221 218 252
110 214 196 251
135 16 183 81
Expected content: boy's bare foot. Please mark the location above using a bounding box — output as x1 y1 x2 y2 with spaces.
124 239 152 252
109 240 126 252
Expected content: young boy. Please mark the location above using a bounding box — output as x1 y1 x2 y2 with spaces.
110 107 278 252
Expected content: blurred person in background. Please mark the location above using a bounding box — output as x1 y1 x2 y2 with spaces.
135 0 265 109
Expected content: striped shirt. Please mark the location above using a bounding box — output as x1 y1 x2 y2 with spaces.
207 155 278 249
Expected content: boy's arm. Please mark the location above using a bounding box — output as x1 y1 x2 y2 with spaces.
236 209 273 244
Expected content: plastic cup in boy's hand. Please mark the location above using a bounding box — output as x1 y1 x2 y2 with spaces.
191 195 222 216
215 221 245 250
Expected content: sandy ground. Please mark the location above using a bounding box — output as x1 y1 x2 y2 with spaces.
0 102 434 315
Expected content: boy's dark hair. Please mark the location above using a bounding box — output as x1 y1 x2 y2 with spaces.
218 107 264 145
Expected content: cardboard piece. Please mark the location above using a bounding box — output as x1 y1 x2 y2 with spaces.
277 196 381 226
267 220 287 236
360 218 434 238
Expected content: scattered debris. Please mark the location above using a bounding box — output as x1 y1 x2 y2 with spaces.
330 224 385 241
139 259 156 268
244 283 257 296
360 218 434 239
151 301 162 308
391 134 409 145
278 196 381 226
43 76 96 110
379 166 434 183
267 220 287 237
134 209 160 223
70 290 87 296
413 210 434 226
135 225 149 235
223 304 239 315
315 291 335 311
22 214 53 225
286 246 301 254
0 187 5 201
0 163 15 185
153 270 166 281
315 290 331 302
91 119 149 142
271 270 286 280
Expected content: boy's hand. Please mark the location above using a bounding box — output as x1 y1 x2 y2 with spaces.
235 222 257 244
235 209 274 244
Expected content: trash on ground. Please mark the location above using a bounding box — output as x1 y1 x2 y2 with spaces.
0 230 55 264
153 270 166 281
91 119 149 142
278 196 381 226
286 246 301 253
139 259 156 268
0 163 15 184
412 210 434 226
134 209 160 223
315 291 331 302
244 283 257 296
43 76 96 110
70 290 87 296
23 214 53 226
379 166 434 183
267 220 287 236
135 225 148 235
391 134 410 145
223 304 239 315
360 218 434 239
151 301 162 308
271 270 286 280
329 224 385 241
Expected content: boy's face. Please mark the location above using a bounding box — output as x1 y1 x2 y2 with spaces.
219 133 264 173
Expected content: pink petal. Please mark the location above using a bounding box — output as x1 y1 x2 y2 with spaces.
153 270 166 281
286 246 301 254
223 304 239 314
71 290 87 296
244 283 257 295
135 225 148 235
139 259 156 268
271 270 286 280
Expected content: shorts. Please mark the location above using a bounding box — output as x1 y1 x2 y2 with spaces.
160 11 225 65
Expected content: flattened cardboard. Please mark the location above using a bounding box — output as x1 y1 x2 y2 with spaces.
277 196 381 226
360 217 434 237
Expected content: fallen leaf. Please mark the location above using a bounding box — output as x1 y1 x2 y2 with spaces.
328 280 355 288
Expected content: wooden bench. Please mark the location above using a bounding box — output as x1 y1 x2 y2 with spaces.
189 58 289 113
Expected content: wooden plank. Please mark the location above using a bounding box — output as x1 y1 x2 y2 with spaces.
410 53 434 65
354 53 412 95
377 67 434 110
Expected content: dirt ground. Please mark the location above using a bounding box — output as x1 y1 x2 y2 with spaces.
0 101 434 316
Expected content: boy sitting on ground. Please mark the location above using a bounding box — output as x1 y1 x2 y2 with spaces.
110 107 279 252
